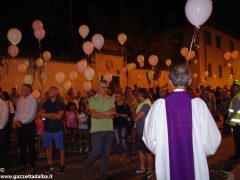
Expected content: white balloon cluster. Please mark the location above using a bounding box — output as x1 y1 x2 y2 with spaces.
137 55 144 67
126 63 136 72
224 50 239 61
180 47 195 61
103 73 113 83
32 20 45 41
79 25 105 56
7 28 22 58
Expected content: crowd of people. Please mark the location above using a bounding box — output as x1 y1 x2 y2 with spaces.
0 64 239 179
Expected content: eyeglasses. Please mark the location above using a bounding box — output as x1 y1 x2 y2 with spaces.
100 86 108 89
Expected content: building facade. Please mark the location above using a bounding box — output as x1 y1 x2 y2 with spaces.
185 24 240 88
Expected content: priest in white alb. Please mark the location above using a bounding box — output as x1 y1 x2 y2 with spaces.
143 64 221 180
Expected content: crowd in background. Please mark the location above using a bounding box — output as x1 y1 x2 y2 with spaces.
0 81 233 177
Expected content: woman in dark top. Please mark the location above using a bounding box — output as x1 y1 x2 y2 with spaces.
113 92 132 163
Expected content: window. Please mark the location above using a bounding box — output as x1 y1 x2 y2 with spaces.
205 31 211 46
208 63 212 77
218 65 222 78
231 67 234 74
230 41 234 52
216 35 221 48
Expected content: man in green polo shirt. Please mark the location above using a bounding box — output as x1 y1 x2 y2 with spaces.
82 79 116 179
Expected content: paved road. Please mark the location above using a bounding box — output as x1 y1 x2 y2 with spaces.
7 132 240 180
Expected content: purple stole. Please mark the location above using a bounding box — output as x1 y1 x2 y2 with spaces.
165 91 195 180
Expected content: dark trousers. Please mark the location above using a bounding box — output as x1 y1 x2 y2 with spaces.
0 129 7 170
233 125 240 157
83 131 113 178
114 126 131 157
17 122 36 168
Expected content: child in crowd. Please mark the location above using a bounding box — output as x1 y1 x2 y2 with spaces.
65 102 78 152
35 117 45 158
78 97 90 153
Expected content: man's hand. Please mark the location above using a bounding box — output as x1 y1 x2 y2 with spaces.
15 120 22 128
90 108 116 118
115 113 120 118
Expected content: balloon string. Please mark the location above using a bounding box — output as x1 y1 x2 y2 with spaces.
13 58 16 66
187 27 199 64
38 40 42 58
189 27 199 52
13 58 19 89
45 61 48 71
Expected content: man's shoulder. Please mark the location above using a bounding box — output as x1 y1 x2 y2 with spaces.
151 98 165 108
235 93 240 100
106 95 113 101
43 98 50 105
0 99 7 107
89 95 96 101
90 94 111 101
29 94 38 101
18 96 24 100
191 97 207 107
56 98 65 104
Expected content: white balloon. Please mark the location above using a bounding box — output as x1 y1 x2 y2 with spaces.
148 55 158 67
137 55 144 64
32 90 40 99
24 75 33 85
82 81 91 92
92 34 104 50
68 71 78 81
192 73 198 79
84 67 95 81
231 50 239 59
103 73 112 83
63 80 72 90
185 0 213 27
79 25 89 39
76 59 87 73
55 72 65 84
17 63 27 74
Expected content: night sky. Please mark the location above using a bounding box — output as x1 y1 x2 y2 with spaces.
0 0 238 61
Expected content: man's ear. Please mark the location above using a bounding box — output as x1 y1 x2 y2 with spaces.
188 79 192 86
169 80 174 89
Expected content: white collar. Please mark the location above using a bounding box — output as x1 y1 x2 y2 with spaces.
95 93 108 98
173 89 186 92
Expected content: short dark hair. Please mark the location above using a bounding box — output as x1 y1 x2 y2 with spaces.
23 84 32 91
169 64 191 87
1 91 10 101
116 91 123 96
99 79 109 87
137 88 148 99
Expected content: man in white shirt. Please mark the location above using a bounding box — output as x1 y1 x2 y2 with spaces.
143 64 221 180
0 97 9 172
14 84 38 173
